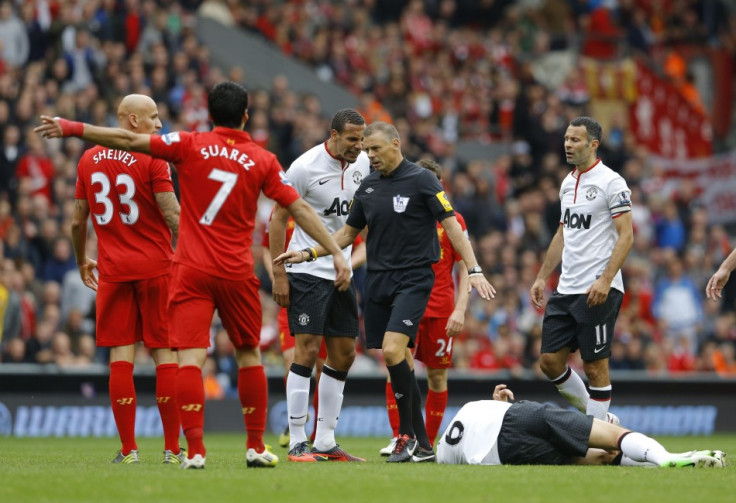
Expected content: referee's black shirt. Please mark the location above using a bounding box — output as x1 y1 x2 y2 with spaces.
346 159 455 272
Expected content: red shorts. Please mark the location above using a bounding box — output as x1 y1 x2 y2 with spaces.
413 316 454 369
169 263 261 350
96 275 171 348
277 307 327 358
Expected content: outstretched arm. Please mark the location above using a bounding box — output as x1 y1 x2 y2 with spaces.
285 198 354 291
34 116 152 153
70 199 98 291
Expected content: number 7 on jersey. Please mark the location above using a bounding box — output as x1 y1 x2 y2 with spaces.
200 168 238 225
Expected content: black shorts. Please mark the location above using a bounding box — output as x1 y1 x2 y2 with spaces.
496 401 593 465
364 267 434 349
541 289 623 361
287 273 359 337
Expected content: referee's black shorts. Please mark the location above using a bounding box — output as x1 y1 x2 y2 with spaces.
541 289 623 361
364 266 434 349
496 401 592 465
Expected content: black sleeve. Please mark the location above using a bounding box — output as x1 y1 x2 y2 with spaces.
346 191 367 230
420 171 455 221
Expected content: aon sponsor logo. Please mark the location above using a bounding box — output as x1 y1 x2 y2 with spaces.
563 208 591 229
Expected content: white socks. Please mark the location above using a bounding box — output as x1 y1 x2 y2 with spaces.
620 432 669 465
586 385 612 420
312 369 346 451
286 371 310 450
551 367 589 413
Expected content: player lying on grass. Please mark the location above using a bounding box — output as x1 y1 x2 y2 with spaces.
436 384 726 468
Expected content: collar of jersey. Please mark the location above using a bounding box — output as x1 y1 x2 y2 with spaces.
572 158 601 178
322 141 349 170
381 158 409 178
212 126 252 141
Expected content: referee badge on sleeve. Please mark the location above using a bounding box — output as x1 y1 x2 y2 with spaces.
393 195 410 213
436 191 453 212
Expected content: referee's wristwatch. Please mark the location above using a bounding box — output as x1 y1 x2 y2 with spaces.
468 265 483 276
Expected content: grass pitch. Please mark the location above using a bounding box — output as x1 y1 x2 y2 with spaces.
2 434 734 503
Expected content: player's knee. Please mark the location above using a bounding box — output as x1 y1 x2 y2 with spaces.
382 343 404 365
539 353 563 377
294 340 320 366
427 369 447 391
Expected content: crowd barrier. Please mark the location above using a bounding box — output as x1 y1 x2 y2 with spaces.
1 366 734 438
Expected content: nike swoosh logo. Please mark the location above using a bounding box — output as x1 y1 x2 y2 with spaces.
289 415 307 420
593 347 605 354
318 179 329 185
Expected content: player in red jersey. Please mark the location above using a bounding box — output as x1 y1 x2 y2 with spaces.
37 81 350 470
70 94 184 465
379 159 469 454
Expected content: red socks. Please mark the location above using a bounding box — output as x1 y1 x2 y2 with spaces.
177 365 206 457
425 389 448 447
109 361 137 454
155 363 181 453
238 365 268 452
385 381 399 437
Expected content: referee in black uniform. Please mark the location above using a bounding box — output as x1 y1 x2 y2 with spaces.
275 122 495 463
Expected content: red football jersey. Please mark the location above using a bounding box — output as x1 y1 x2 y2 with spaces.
150 128 299 279
425 212 467 318
75 146 174 281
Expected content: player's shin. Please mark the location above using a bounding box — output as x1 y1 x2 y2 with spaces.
156 363 181 453
238 365 268 452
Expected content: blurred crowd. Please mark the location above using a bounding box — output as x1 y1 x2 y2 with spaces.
1 0 736 389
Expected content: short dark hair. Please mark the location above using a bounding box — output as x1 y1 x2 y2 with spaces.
331 109 365 133
208 81 248 129
569 116 602 144
416 158 442 180
364 121 399 141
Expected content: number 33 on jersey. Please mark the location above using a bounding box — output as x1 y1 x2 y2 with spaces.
75 146 175 282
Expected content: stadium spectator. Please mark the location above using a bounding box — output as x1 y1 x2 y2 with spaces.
0 1 29 69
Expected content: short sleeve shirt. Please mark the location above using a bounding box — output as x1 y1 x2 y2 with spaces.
557 160 631 294
149 128 299 279
346 159 454 271
75 146 174 282
283 143 370 280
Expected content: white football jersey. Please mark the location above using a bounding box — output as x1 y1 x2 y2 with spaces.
285 142 370 280
557 160 631 294
436 400 511 465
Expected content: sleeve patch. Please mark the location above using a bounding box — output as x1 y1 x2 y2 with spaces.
161 132 180 145
436 191 453 212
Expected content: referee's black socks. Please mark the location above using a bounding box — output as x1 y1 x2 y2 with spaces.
386 360 414 438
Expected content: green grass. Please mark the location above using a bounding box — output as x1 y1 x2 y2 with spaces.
1 434 734 503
